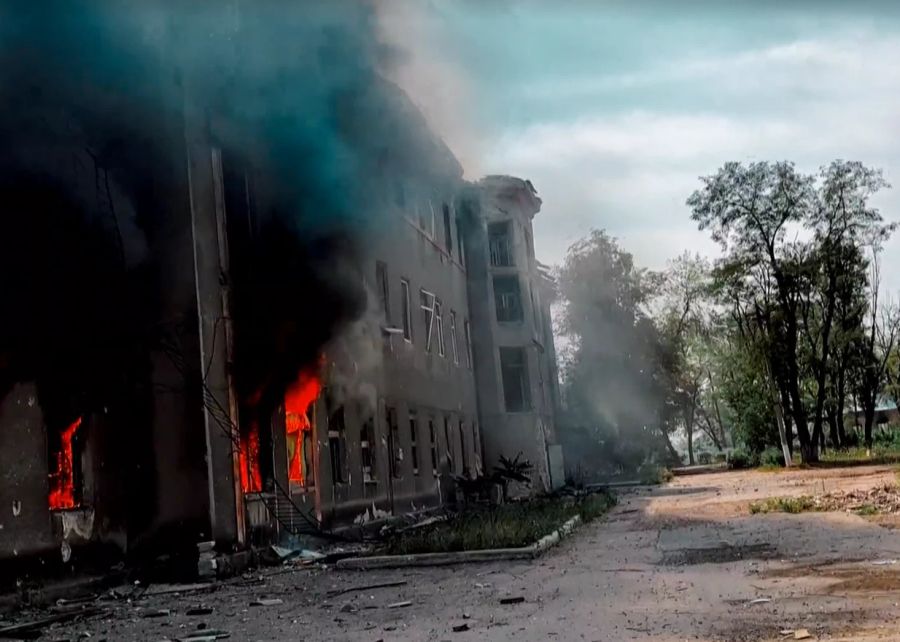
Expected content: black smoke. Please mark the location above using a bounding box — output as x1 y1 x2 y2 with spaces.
0 1 418 424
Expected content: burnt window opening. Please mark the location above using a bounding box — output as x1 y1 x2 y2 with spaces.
386 406 401 479
420 289 436 352
434 298 445 357
442 416 453 471
456 214 467 268
285 372 321 489
428 418 438 476
376 261 390 324
449 311 459 365
327 404 347 484
494 275 523 323
488 221 514 267
458 420 467 476
400 278 412 341
500 347 532 412
361 415 376 484
48 417 85 510
409 410 420 476
442 203 453 255
464 319 473 369
417 198 436 239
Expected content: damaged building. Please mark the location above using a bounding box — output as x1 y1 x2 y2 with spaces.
0 2 562 577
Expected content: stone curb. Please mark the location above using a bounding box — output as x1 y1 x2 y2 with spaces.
335 515 583 570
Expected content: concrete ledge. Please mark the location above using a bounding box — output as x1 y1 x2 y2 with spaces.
335 515 582 570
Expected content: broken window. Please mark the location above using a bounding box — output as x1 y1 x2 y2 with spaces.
428 418 438 476
361 415 376 484
442 203 453 255
409 410 420 475
420 289 436 352
449 311 459 364
327 404 347 484
48 417 85 510
400 278 412 341
494 275 523 322
386 405 401 479
456 214 467 267
488 221 514 267
464 319 473 369
417 198 436 239
376 261 390 323
434 299 445 356
500 347 531 412
458 420 467 476
443 416 453 470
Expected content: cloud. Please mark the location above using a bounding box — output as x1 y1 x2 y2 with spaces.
482 31 900 294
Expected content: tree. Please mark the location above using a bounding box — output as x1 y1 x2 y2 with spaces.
689 162 817 460
659 252 715 464
689 160 894 463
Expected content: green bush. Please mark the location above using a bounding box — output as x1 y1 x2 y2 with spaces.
728 447 757 470
759 447 785 467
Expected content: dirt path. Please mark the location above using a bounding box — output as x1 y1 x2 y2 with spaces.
20 464 900 641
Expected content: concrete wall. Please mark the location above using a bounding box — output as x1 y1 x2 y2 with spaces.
311 176 481 526
463 176 562 492
0 384 54 559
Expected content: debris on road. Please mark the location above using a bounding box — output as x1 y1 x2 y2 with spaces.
250 598 283 607
499 596 525 605
326 579 408 598
0 608 104 638
186 607 214 616
387 600 412 609
453 623 471 632
746 597 771 606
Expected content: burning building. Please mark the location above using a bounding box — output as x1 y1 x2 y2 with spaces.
0 2 561 574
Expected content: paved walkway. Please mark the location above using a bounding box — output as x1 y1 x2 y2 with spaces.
18 464 900 641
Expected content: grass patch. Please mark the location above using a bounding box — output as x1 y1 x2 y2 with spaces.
855 504 879 516
381 492 616 556
749 496 817 514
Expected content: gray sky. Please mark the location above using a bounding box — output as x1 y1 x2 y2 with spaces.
391 1 900 291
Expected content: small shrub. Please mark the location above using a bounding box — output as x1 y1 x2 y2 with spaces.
729 447 757 470
759 447 785 467
856 504 878 516
749 496 816 514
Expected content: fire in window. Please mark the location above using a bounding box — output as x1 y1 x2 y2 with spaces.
48 417 84 510
285 368 322 487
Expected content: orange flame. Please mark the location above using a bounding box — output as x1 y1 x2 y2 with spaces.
48 417 82 510
239 419 262 493
285 367 322 484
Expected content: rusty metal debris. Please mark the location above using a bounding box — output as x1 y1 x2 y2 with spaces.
326 580 408 598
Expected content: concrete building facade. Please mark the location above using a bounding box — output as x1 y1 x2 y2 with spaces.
0 20 561 575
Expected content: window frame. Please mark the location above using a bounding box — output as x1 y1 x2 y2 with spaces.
400 278 412 342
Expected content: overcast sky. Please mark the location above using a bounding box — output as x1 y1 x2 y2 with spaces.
401 1 900 292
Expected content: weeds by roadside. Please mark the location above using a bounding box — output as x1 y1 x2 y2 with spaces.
381 492 616 556
749 496 816 514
